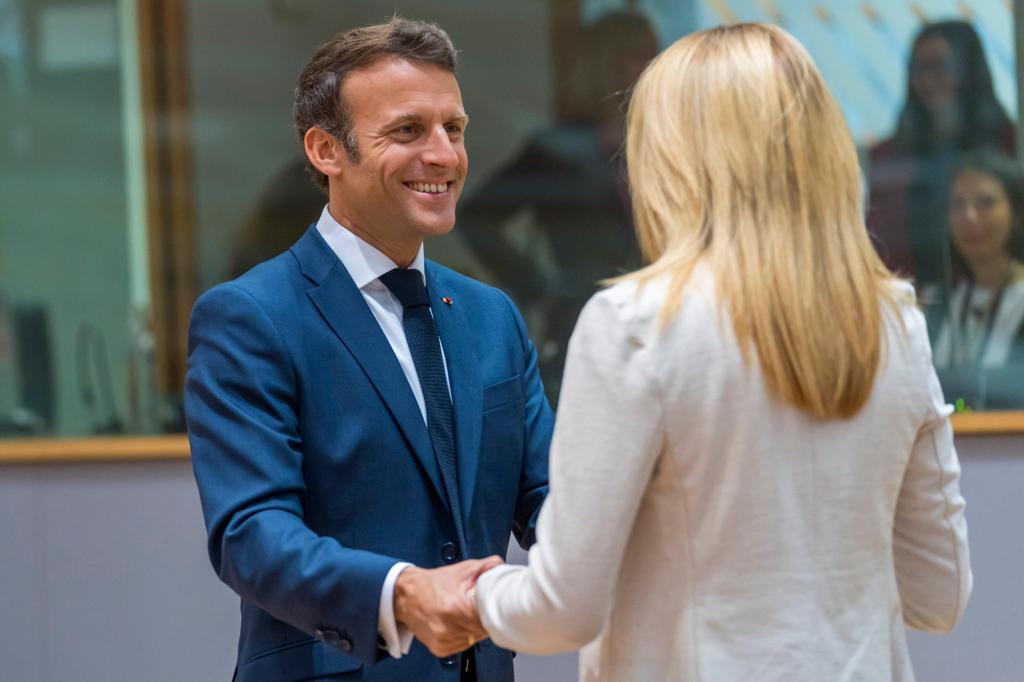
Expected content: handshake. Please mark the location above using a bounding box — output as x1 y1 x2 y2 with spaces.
393 555 505 657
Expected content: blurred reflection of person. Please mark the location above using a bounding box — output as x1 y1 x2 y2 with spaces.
227 157 325 280
458 10 658 402
0 292 15 425
867 20 1014 297
934 151 1024 408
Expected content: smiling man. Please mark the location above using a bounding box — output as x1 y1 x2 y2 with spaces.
185 18 553 682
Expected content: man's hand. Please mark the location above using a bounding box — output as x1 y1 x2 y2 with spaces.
394 555 504 657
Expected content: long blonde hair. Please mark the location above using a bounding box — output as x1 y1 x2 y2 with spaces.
621 23 898 419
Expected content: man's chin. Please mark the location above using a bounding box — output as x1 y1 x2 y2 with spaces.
410 215 458 239
423 224 457 240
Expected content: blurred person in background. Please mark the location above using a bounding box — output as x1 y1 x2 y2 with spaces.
227 157 325 280
867 20 1014 300
465 23 971 681
933 150 1024 408
458 9 658 403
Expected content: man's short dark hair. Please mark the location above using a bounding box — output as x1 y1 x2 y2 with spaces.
293 16 458 193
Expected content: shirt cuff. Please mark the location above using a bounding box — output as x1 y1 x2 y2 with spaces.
378 561 415 658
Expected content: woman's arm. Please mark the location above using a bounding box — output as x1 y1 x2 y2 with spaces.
894 320 972 633
475 289 665 654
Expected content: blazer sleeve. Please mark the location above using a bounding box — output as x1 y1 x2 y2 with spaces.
893 314 972 634
500 291 554 550
185 284 398 664
476 289 663 654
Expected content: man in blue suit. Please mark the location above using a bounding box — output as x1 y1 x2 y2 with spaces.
185 17 553 681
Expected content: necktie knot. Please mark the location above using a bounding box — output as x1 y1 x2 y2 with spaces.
379 268 430 308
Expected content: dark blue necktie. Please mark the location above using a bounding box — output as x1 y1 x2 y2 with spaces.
379 268 466 551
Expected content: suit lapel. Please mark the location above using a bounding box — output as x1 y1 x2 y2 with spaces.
292 228 447 509
427 262 484 522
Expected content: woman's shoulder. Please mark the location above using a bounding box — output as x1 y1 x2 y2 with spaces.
882 278 924 326
576 271 723 376
589 267 714 326
580 280 659 341
887 278 917 304
880 279 941 372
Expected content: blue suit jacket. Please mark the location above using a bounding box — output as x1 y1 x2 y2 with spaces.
185 226 553 681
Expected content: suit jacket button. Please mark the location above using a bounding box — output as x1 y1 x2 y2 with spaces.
318 628 342 646
337 637 353 653
440 542 459 563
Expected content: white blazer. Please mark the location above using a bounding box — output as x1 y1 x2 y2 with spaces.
475 269 970 682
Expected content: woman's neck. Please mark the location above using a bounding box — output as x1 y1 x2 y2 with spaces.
969 253 1014 290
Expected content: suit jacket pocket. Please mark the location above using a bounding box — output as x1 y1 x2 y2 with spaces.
483 375 523 412
237 638 362 681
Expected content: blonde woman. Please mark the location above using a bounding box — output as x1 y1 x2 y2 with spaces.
469 24 970 681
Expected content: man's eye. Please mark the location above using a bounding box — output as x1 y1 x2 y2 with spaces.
394 125 418 136
445 124 463 135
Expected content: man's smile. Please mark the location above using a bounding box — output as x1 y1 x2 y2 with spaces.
404 181 452 195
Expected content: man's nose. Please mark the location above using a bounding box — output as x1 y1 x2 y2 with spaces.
422 127 460 167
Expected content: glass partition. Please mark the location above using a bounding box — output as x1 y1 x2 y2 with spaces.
3 0 1023 443
1 0 137 436
695 5 1022 412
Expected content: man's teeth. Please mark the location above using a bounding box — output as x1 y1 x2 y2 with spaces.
408 182 448 193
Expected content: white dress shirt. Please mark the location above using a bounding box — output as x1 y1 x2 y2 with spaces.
315 205 451 659
475 269 970 681
933 278 1024 367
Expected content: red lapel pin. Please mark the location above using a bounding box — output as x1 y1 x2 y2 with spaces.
441 296 453 305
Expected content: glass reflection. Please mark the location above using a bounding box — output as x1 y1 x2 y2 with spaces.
867 20 1015 300
7 2 1024 441
933 151 1024 409
458 10 658 402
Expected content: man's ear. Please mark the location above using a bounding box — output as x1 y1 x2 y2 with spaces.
304 127 347 182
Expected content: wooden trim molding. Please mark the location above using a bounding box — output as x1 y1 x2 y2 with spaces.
0 435 189 465
0 413 1022 466
137 0 197 400
949 411 1024 435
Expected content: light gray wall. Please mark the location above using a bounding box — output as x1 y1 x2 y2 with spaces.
0 434 1020 681
904 435 1024 681
0 461 238 682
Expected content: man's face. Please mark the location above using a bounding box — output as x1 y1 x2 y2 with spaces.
331 57 468 252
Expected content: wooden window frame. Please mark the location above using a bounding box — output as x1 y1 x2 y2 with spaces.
1 0 1023 465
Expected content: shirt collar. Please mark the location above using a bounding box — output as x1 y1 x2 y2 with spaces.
314 205 426 290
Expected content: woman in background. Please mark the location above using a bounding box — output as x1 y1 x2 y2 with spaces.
934 150 1024 408
471 23 970 681
868 20 1014 293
